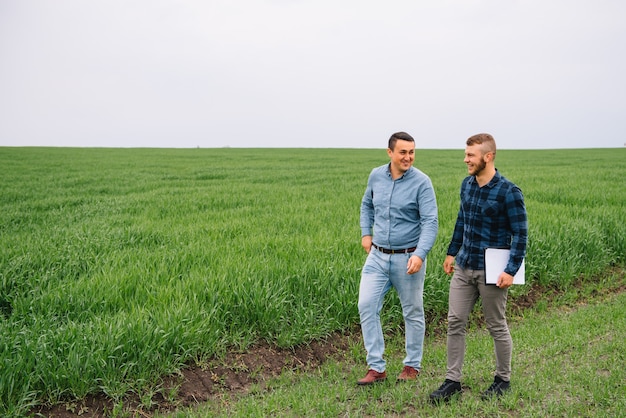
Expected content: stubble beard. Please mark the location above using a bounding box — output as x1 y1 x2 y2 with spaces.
469 158 487 176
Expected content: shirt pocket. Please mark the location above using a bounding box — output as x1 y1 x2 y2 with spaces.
482 199 501 216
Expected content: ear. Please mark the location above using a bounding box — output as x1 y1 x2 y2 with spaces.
387 148 393 158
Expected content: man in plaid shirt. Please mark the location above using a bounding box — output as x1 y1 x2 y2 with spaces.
430 133 528 403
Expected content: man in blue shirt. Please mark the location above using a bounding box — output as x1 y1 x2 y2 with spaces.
430 133 528 402
357 132 438 385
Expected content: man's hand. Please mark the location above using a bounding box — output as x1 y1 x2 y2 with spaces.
361 235 373 253
497 272 514 289
407 255 423 275
442 255 455 275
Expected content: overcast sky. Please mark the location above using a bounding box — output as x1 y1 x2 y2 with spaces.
1 1 624 149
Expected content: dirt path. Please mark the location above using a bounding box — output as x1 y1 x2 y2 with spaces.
32 270 625 417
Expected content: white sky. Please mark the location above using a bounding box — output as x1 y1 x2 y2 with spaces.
1 0 624 149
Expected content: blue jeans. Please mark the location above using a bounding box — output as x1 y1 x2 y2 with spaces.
358 248 426 373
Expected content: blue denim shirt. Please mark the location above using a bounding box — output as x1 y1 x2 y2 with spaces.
447 170 528 275
360 164 439 261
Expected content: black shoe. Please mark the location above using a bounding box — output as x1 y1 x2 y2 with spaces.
481 375 510 400
429 379 462 403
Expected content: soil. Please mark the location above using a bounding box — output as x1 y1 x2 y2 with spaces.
32 330 358 418
31 273 625 418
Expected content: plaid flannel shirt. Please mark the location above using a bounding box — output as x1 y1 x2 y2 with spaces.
447 170 528 276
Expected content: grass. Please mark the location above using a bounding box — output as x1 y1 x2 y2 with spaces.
0 146 624 415
169 270 626 417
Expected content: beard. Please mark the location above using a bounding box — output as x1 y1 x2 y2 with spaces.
469 158 487 176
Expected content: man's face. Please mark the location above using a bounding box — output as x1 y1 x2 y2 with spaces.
464 144 488 176
387 140 415 174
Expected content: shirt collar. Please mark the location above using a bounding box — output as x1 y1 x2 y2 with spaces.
386 163 413 179
469 168 501 188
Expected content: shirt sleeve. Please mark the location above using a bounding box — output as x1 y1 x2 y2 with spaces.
413 177 438 260
504 185 528 276
447 180 467 257
360 173 375 237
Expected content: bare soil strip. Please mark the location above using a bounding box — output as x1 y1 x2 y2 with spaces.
34 269 625 418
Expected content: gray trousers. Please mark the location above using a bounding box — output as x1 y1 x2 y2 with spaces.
446 266 512 382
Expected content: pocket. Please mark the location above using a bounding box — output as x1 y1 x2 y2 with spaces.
482 200 500 216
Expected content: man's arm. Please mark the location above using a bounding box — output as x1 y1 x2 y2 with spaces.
360 173 375 247
504 186 528 276
413 178 438 261
446 180 466 258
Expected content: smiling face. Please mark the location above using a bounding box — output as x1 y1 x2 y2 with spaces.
464 133 497 184
464 144 488 176
464 142 498 182
387 139 415 178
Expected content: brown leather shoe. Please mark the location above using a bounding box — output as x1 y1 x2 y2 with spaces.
397 365 419 381
357 369 387 385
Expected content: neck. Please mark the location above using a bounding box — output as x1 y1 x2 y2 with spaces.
389 164 407 180
475 166 496 187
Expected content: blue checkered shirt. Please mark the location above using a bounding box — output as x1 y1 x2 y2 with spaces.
447 170 528 276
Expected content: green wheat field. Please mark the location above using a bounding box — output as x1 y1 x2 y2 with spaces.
1 147 624 416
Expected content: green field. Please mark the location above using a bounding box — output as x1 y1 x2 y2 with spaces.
177 281 626 418
0 147 624 416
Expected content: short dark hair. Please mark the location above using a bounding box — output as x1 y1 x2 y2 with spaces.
466 133 496 157
388 131 414 150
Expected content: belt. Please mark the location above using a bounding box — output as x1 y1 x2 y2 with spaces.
372 243 417 254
